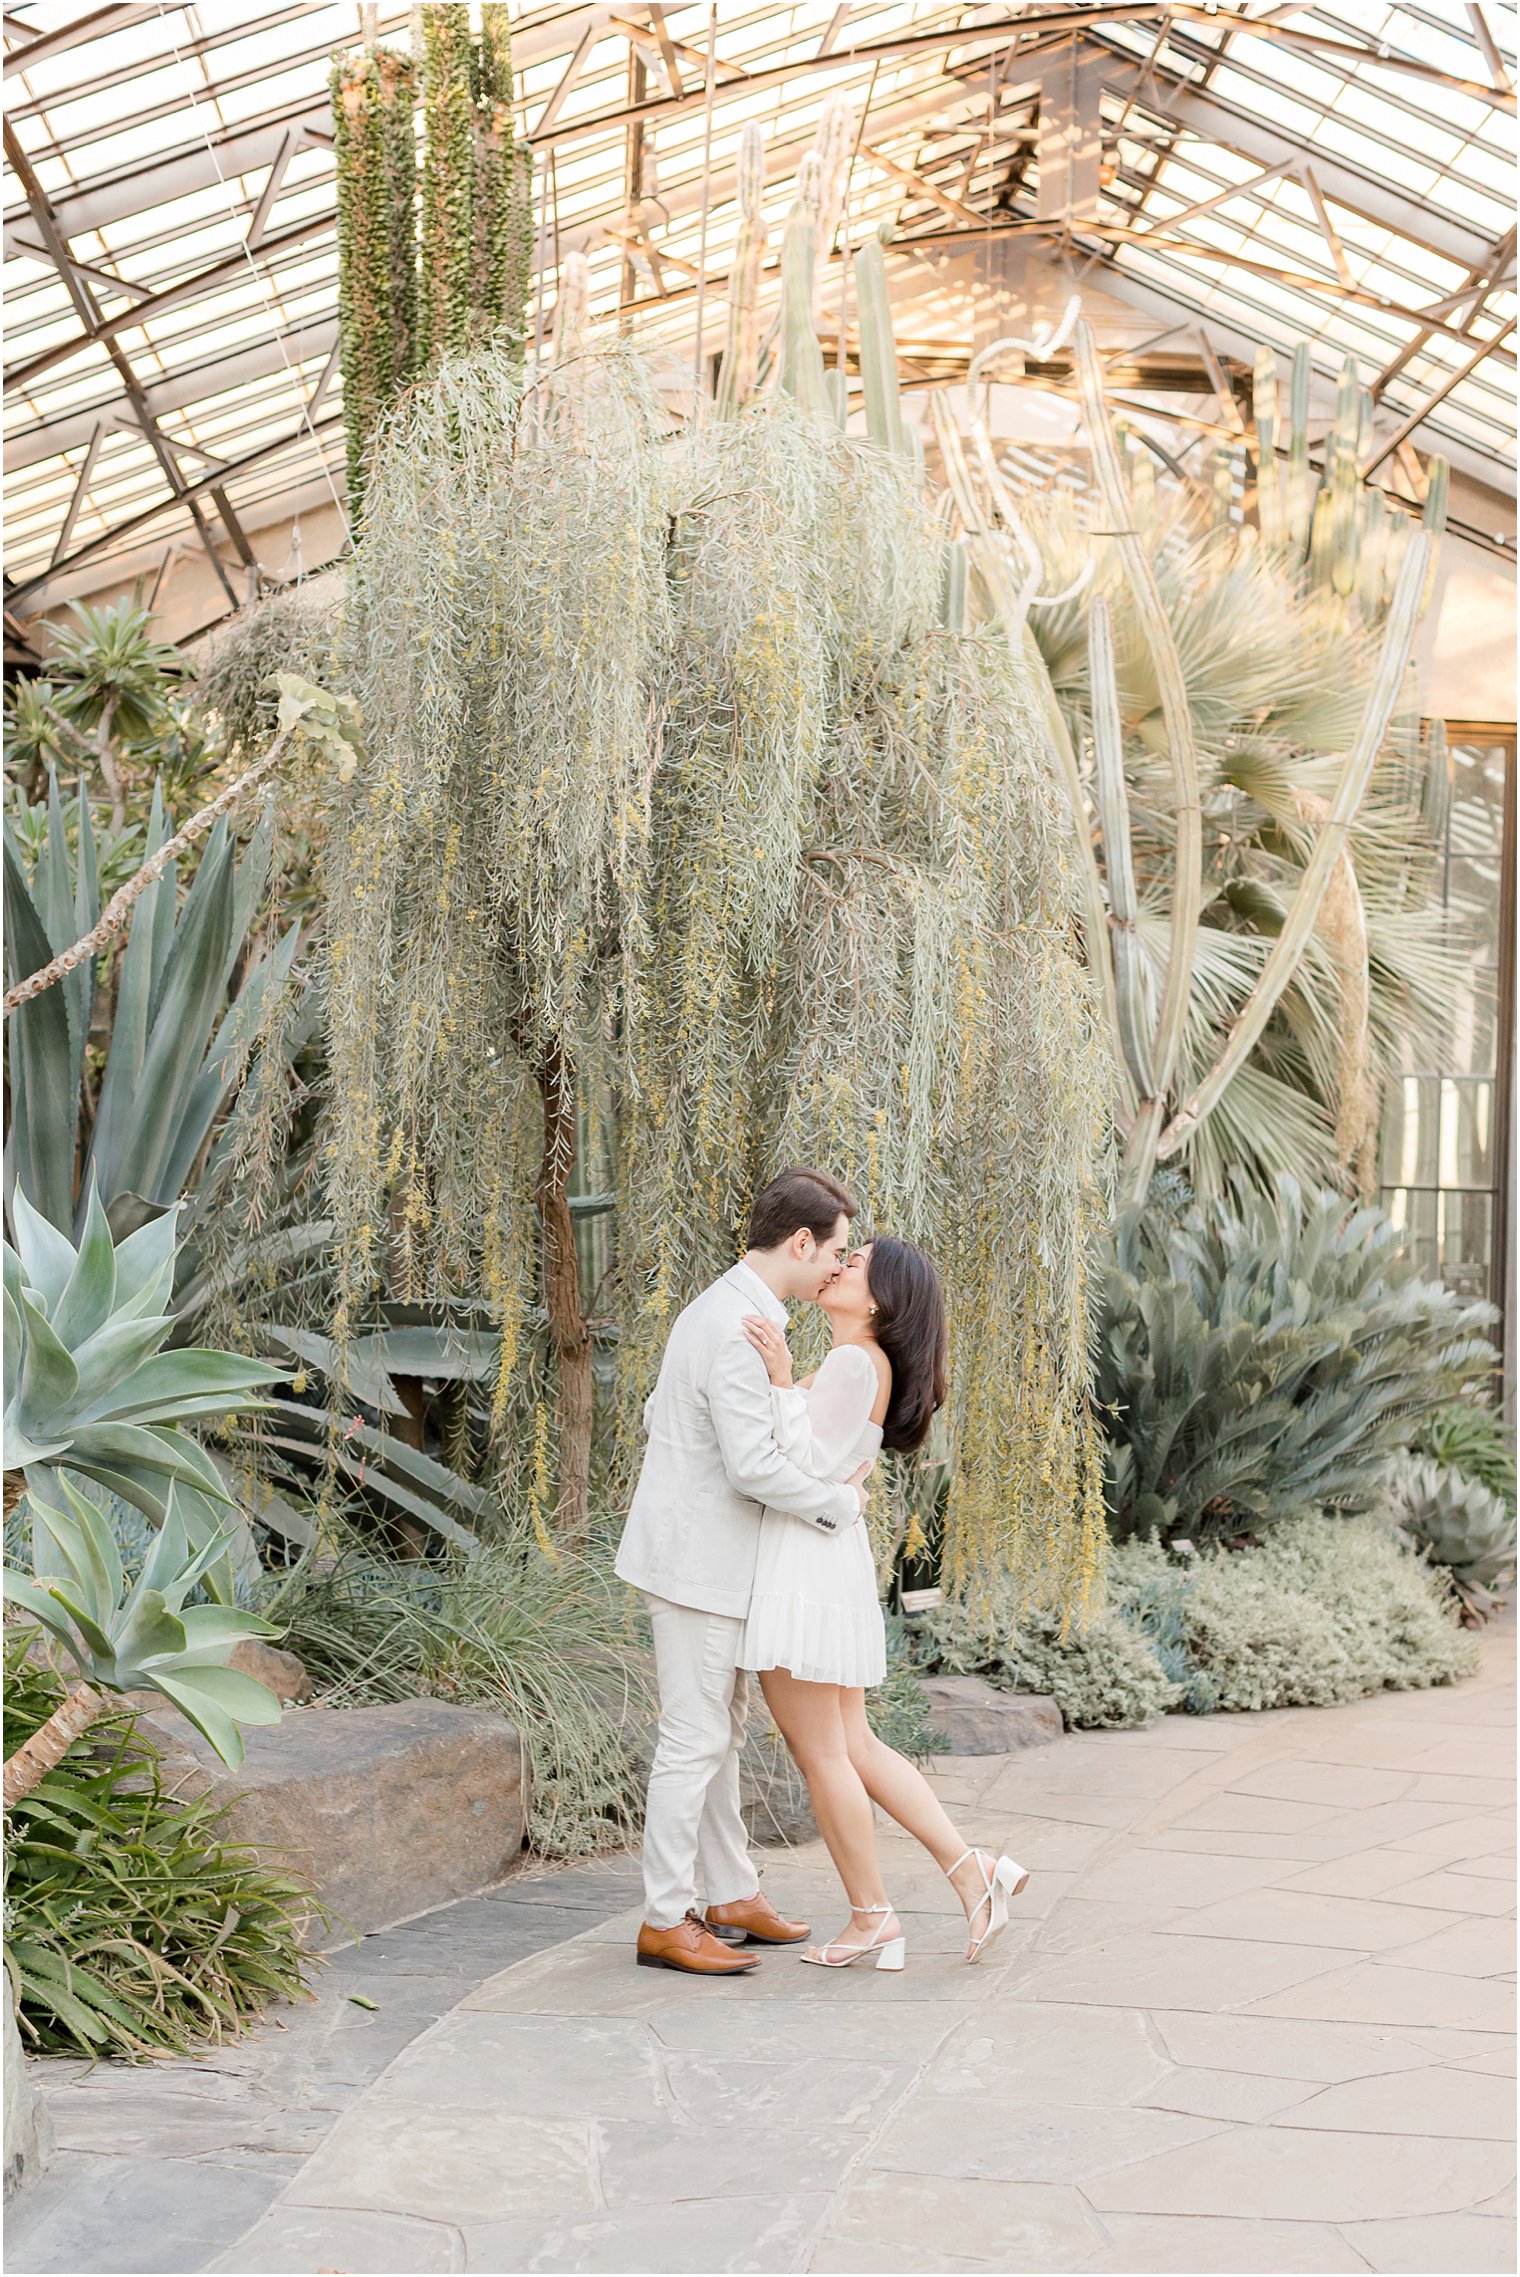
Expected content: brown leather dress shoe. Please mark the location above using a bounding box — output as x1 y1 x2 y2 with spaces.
636 1911 761 1975
704 1891 811 1946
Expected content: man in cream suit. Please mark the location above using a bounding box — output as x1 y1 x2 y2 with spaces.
616 1167 870 1976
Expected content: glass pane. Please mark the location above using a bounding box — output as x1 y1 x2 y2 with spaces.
1437 1191 1494 1303
1381 1186 1441 1282
1438 1077 1493 1191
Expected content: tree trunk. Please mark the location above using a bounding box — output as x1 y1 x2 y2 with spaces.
535 1040 593 1540
4 1682 104 1808
95 697 124 835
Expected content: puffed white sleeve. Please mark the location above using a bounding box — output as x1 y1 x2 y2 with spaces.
770 1345 879 1481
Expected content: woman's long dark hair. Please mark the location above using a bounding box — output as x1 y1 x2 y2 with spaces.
867 1236 947 1454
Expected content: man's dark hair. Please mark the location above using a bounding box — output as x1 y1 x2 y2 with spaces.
747 1166 859 1253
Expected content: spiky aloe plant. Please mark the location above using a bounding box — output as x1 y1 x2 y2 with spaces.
3 1186 279 1595
2 1477 282 1806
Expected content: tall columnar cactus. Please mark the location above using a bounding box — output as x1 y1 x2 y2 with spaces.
777 195 830 417
853 224 906 461
716 122 767 416
331 8 532 507
418 3 476 368
331 43 417 517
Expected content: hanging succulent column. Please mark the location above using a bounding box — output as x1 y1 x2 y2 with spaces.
331 43 418 517
417 4 475 368
474 3 535 361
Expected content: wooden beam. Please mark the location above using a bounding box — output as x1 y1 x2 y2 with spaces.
1362 322 1516 473
245 129 295 253
533 18 606 140
1134 157 1292 240
1466 3 1513 94
49 423 104 568
1302 166 1355 291
861 141 983 228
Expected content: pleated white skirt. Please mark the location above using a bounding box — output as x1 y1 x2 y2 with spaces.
739 1508 887 1688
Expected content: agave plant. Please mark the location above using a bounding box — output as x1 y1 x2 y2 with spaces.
4 1185 278 1596
1382 1450 1517 1613
2 1476 282 1806
1098 1174 1497 1545
3 771 298 1239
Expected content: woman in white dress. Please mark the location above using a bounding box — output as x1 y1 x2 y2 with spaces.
738 1238 1027 1972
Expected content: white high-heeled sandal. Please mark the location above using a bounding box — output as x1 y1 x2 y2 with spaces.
948 1848 1029 1964
798 1903 906 1972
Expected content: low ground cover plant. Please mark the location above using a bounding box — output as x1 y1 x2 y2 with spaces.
916 1513 1477 1729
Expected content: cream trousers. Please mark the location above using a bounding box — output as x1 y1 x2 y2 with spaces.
640 1592 759 1929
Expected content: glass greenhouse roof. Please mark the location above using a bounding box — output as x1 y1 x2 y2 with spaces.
4 1 1515 638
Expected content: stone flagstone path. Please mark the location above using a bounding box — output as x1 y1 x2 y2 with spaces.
10 1618 1514 2275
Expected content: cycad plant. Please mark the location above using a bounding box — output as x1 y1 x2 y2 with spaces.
4 1186 277 1595
2 1476 282 1805
1098 1174 1497 1545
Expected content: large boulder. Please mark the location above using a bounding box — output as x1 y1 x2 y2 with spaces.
134 1699 529 1946
921 1675 1062 1754
4 1992 52 2201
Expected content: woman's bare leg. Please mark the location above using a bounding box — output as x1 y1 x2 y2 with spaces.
760 1669 898 1955
840 1690 1002 1953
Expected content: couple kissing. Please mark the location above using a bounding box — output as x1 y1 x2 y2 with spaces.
614 1167 1028 1977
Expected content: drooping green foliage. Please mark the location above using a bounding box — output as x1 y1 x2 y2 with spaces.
1098 1174 1497 1545
319 337 1109 1603
917 1515 1476 1729
3 774 298 1238
5 598 206 824
4 1634 319 2058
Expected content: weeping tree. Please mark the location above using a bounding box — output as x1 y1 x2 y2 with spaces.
933 323 1451 1208
330 3 533 515
320 230 1110 1600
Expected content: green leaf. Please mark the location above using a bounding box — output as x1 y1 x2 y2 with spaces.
2 847 76 1235
50 1181 119 1351
110 1206 180 1321
111 1588 189 1677
73 1347 278 1429
64 1313 176 1420
142 1674 245 1767
13 1287 81 1434
102 827 237 1207
8 1187 79 1309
